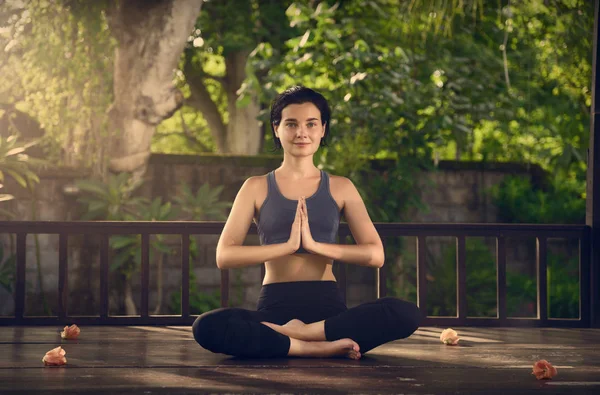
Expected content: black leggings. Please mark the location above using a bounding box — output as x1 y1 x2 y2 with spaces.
192 280 421 358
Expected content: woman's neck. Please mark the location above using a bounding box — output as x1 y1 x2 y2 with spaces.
278 155 319 178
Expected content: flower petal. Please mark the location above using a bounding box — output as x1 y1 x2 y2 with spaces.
532 359 557 380
42 346 67 366
61 324 80 340
440 328 460 345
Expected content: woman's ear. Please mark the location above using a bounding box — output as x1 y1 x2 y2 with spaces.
272 123 279 138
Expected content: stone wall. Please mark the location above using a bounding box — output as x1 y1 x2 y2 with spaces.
0 154 545 316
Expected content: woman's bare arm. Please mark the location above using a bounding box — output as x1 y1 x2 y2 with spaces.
215 177 299 269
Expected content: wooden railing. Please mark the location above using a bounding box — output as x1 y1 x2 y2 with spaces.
0 221 592 327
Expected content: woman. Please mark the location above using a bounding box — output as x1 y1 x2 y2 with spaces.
192 86 421 359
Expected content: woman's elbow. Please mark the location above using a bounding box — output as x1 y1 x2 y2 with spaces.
370 246 385 268
371 257 384 269
215 249 228 270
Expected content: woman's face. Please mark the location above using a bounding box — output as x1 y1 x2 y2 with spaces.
274 102 326 157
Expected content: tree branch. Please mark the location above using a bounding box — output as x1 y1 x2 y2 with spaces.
183 55 227 152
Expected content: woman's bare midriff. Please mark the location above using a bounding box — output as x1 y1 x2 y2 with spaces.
262 253 336 284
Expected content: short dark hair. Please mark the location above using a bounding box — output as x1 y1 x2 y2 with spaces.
270 86 331 150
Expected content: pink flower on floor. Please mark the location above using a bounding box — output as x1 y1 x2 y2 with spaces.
440 328 460 345
42 346 67 366
532 359 557 380
61 324 80 340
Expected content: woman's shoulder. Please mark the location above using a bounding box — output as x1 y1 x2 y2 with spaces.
327 173 355 192
240 173 269 192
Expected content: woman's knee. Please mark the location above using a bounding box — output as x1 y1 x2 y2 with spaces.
192 308 229 350
380 297 422 335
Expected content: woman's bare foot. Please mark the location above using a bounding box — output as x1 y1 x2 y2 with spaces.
262 319 326 341
288 337 361 360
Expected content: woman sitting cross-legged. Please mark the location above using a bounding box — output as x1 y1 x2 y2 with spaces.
192 86 421 359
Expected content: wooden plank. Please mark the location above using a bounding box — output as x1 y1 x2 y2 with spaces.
2 327 599 394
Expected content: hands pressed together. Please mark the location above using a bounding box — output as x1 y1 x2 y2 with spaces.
287 196 317 254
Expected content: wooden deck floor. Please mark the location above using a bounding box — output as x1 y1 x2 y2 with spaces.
0 325 599 394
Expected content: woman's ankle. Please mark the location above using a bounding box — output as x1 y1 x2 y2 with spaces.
304 321 326 341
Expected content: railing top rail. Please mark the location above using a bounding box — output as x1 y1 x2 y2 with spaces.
0 221 589 236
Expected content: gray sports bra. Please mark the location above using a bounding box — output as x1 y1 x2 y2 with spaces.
256 170 341 254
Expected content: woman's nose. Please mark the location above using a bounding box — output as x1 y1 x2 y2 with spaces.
295 126 308 136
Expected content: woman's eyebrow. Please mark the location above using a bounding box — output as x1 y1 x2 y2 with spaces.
283 117 320 122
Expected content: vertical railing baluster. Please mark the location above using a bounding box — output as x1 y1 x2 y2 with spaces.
497 236 507 322
537 236 548 323
417 236 427 315
141 233 150 318
457 236 467 321
580 231 591 325
100 234 109 319
15 233 26 320
58 233 68 319
220 269 229 307
181 234 190 318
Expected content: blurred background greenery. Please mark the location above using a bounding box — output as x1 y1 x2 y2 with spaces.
0 0 592 317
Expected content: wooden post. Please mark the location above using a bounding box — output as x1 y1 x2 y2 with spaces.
587 0 600 328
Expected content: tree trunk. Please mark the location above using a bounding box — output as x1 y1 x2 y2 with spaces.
224 51 262 155
186 50 262 155
106 0 203 178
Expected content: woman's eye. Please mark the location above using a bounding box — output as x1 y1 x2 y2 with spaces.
286 123 297 128
307 123 316 128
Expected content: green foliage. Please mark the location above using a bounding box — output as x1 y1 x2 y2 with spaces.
75 173 148 221
0 134 46 218
0 135 41 189
249 0 591 222
548 252 580 318
174 182 232 221
0 1 114 171
490 176 585 224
